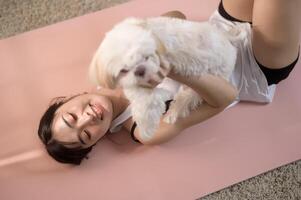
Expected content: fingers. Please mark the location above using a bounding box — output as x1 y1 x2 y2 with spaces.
157 69 166 80
147 79 160 87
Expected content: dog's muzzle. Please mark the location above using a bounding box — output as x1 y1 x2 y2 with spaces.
134 65 146 77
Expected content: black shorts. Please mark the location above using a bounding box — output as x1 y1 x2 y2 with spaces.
218 1 299 85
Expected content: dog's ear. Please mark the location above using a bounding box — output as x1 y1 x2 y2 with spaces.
105 72 117 89
155 37 167 56
88 53 117 89
158 53 170 70
153 34 170 70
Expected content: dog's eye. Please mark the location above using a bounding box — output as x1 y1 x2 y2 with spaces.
120 69 129 74
145 56 149 60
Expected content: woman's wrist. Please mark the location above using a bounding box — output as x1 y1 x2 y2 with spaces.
167 70 187 83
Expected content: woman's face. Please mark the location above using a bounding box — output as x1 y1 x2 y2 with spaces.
51 93 113 148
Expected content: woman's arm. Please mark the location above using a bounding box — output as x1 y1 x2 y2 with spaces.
168 72 238 109
134 103 224 145
133 72 238 145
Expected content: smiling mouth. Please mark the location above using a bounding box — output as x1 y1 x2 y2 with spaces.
90 104 104 120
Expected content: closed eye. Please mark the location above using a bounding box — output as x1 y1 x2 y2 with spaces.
120 69 129 74
78 134 86 145
61 116 86 145
62 116 72 128
68 112 77 121
84 130 91 140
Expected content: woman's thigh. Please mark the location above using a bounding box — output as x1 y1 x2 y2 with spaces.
222 0 254 22
252 0 301 69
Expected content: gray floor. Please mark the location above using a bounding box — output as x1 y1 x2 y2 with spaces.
1 0 300 199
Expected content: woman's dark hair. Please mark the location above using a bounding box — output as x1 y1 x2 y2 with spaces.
38 97 93 165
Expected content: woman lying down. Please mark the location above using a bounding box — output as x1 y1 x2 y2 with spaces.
38 0 300 165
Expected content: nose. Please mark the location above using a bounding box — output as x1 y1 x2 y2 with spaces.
77 112 94 128
134 65 146 77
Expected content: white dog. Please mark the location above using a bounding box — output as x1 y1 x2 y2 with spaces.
89 16 238 141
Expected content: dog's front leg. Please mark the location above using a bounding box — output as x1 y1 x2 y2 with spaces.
124 88 172 141
163 85 202 124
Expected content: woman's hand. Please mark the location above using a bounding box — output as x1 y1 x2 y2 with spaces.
166 69 181 81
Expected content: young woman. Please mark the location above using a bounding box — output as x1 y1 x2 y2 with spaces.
38 0 300 165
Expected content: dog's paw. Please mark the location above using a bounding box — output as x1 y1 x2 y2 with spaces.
163 112 178 124
178 108 191 119
163 107 191 124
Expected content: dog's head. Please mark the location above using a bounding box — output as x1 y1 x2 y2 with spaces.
89 17 170 90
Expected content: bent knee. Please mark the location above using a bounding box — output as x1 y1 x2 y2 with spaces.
161 10 187 19
252 0 301 68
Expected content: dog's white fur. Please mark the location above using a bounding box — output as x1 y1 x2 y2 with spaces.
89 16 238 141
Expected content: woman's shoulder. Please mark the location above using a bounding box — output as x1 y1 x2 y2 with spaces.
122 115 134 133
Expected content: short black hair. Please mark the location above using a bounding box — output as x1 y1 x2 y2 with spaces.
38 98 93 165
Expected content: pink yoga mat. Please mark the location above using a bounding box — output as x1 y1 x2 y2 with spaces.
0 0 300 199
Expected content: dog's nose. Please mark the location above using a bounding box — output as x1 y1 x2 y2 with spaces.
134 65 146 77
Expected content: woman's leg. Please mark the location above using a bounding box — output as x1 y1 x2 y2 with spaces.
252 0 301 69
160 10 186 19
223 0 300 70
